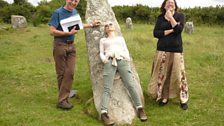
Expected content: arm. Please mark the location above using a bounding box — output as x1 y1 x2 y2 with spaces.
99 38 108 63
121 37 130 61
153 17 165 38
166 11 185 34
164 29 174 36
48 11 78 36
83 23 94 28
49 26 78 36
166 10 178 28
83 20 101 28
172 13 185 34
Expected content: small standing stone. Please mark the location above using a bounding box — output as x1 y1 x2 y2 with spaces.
126 17 133 29
184 21 194 35
11 15 27 29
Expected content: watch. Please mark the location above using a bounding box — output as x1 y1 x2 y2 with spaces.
89 23 93 27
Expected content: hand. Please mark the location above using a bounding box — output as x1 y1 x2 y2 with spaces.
69 26 78 35
165 10 173 20
164 29 174 36
92 19 101 27
103 59 108 64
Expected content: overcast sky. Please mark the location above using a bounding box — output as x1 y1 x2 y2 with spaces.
3 0 224 8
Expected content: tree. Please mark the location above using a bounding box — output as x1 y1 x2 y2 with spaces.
48 0 86 18
76 0 86 19
14 0 27 5
0 0 8 8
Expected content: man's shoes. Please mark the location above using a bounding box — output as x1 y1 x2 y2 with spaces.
101 112 115 126
69 90 77 98
180 103 188 110
57 100 73 110
137 108 148 122
159 99 168 107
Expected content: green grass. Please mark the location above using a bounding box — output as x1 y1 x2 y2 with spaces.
0 24 224 126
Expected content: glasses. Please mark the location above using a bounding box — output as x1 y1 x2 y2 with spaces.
105 23 113 28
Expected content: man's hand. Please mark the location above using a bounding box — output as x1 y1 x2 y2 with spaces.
92 19 101 27
69 26 79 35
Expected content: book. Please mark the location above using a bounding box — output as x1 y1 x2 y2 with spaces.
60 14 83 32
68 24 80 31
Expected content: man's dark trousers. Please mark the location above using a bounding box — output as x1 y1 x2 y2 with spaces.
53 40 76 103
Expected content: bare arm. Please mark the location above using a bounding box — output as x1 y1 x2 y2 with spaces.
165 12 185 34
165 10 177 28
49 26 78 36
83 19 101 29
83 24 93 28
164 29 174 36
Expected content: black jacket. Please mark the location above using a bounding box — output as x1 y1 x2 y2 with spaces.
153 12 185 53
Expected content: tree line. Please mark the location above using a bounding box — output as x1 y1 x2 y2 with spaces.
0 0 86 26
113 4 224 25
0 0 223 26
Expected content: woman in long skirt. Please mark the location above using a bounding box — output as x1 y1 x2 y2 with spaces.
148 0 189 110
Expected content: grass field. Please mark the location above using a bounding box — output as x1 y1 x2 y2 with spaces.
0 24 224 126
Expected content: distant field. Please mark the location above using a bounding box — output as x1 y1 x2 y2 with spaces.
0 24 223 126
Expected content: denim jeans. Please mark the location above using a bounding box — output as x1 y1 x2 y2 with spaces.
101 59 142 112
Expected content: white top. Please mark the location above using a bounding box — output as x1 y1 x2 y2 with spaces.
99 36 130 63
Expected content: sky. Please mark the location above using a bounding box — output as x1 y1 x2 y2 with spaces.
3 0 224 8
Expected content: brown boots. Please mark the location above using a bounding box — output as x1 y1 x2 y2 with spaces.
101 109 147 125
101 113 115 126
137 108 148 122
56 100 73 110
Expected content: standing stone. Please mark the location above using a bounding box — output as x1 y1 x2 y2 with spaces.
11 15 27 29
126 17 133 29
184 21 194 35
84 0 144 125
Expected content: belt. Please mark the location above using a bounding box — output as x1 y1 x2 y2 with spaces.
54 39 74 44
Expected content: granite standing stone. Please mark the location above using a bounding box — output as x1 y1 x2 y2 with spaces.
84 0 145 125
184 21 194 35
126 17 133 29
11 15 27 28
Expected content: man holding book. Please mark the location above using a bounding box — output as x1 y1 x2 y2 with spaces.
48 0 100 110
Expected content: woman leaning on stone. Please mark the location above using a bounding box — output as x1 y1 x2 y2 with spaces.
99 21 148 126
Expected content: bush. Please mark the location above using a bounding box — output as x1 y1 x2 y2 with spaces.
33 5 52 26
0 0 8 8
0 2 35 23
112 5 224 25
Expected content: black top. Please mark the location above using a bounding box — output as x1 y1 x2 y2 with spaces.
153 12 185 53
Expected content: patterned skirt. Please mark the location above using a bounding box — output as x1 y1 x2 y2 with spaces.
148 51 189 103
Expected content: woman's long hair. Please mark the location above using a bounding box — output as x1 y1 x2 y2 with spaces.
160 0 178 14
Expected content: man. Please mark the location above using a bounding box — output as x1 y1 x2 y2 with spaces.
48 0 100 110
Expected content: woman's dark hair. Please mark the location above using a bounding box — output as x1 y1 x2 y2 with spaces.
160 0 178 14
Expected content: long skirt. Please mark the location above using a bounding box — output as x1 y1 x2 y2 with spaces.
148 51 189 103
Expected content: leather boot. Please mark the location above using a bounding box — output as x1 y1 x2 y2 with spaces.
101 113 115 126
137 108 148 122
57 100 73 110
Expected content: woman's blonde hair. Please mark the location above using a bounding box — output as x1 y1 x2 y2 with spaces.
103 21 113 37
